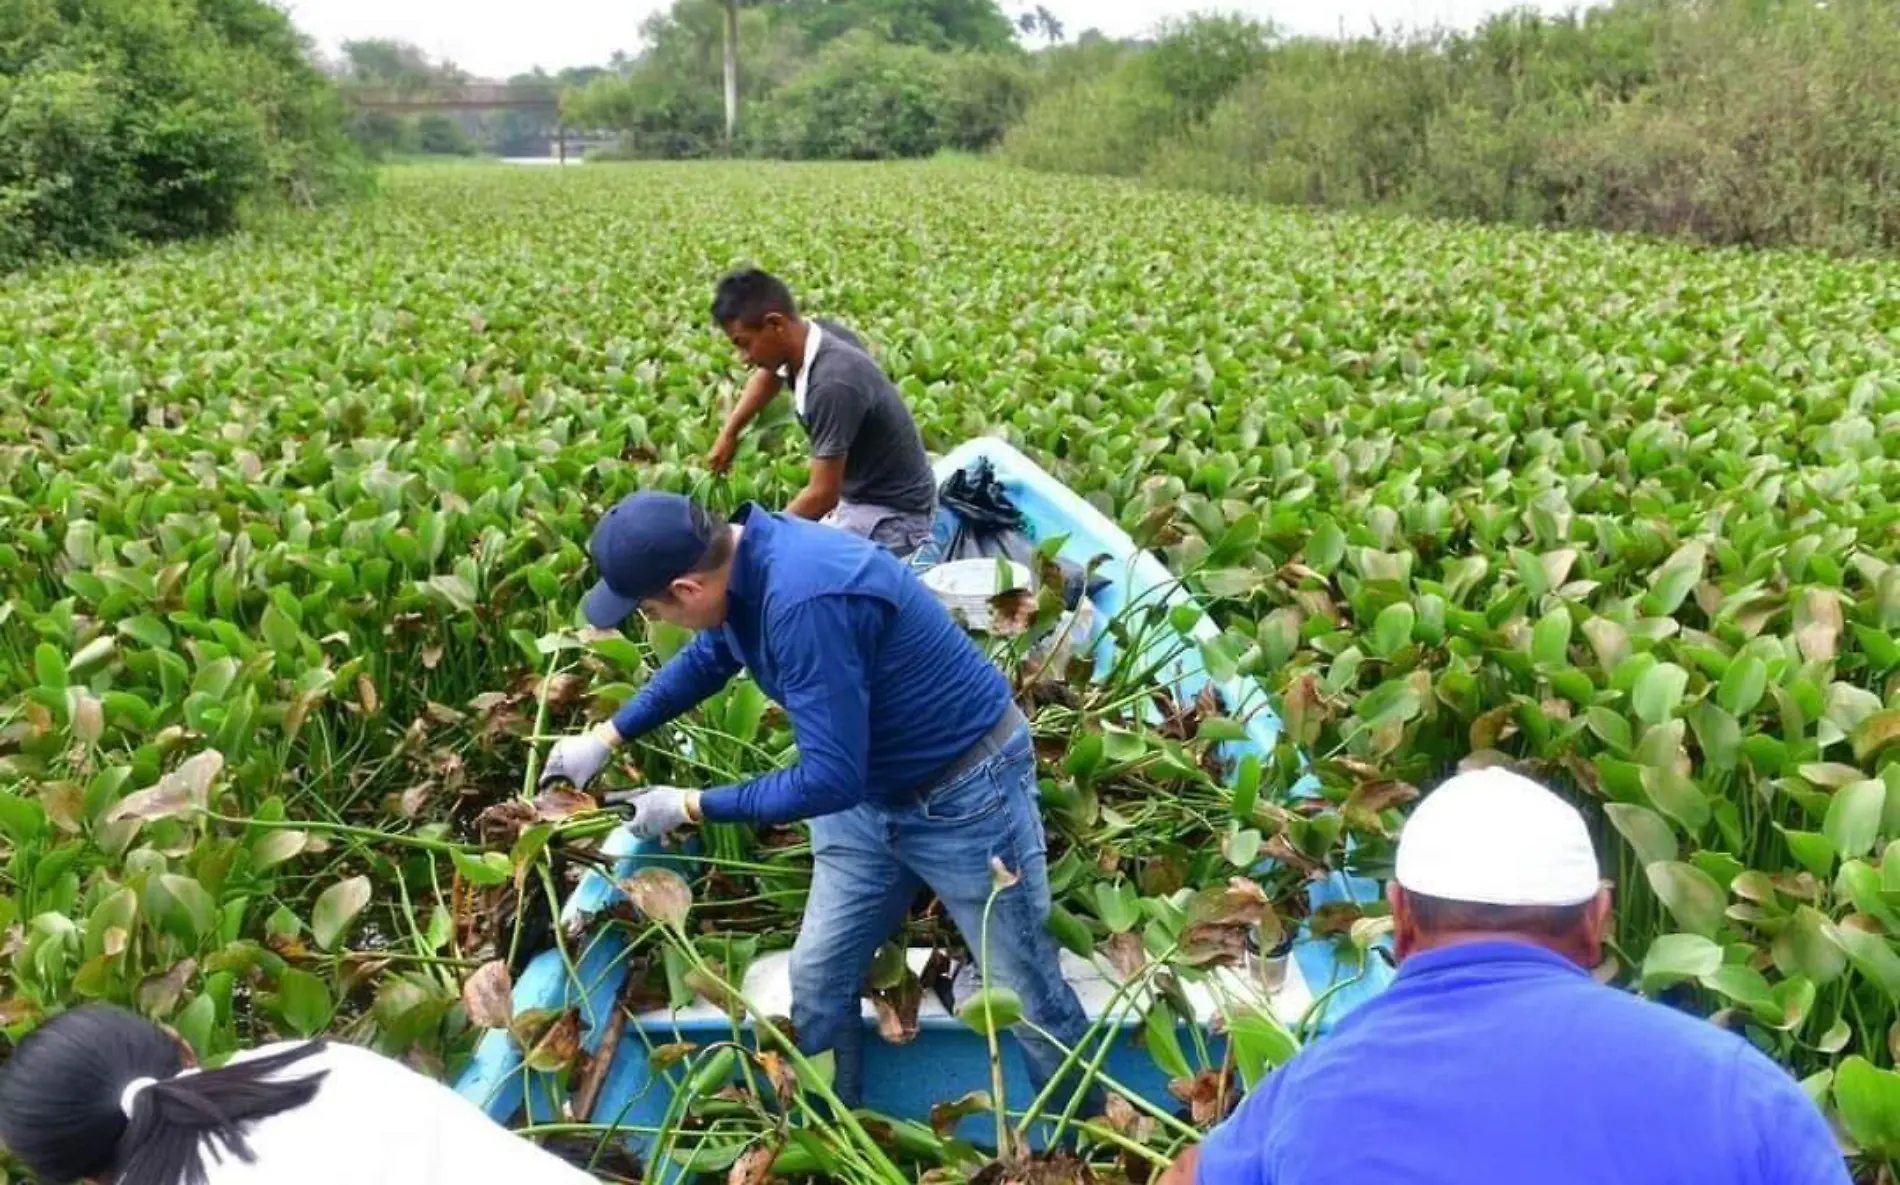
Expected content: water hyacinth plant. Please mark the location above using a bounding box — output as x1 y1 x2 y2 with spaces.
2 159 1899 1178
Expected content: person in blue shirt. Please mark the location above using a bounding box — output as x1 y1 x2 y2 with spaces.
1165 767 1850 1185
540 490 1092 1108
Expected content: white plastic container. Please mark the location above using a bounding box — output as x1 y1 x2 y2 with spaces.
920 557 1034 633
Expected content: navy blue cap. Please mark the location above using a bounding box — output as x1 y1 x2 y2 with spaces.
582 491 716 628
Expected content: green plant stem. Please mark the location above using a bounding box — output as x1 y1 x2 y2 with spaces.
521 651 563 799
978 876 1011 1161
338 948 479 968
1017 940 1183 1143
207 811 467 854
654 919 908 1184
1015 1016 1201 1141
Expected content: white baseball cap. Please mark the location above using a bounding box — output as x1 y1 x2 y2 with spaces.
1394 767 1602 907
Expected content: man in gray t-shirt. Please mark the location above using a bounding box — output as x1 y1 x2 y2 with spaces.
706 269 937 556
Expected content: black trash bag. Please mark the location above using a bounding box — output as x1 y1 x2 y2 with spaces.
933 458 1104 610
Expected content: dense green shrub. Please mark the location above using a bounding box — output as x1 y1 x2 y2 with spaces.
997 65 1178 177
999 15 1271 178
347 110 414 161
747 32 1028 160
0 0 363 271
1146 38 1446 206
936 50 1034 152
415 113 478 157
567 68 730 160
1007 0 1900 254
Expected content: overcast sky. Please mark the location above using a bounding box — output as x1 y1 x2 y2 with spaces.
285 0 1601 79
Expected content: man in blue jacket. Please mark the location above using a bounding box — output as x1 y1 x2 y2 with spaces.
541 490 1091 1107
1163 767 1849 1185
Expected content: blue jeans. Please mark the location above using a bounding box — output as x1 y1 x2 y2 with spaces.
789 719 1093 1109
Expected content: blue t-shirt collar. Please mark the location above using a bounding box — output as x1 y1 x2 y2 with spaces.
1396 938 1590 984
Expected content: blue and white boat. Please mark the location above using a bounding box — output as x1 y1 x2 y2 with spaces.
453 436 1396 1176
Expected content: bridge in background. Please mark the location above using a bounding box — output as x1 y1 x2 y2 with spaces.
343 85 611 161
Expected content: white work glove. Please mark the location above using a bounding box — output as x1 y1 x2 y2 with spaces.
540 724 619 790
614 787 697 839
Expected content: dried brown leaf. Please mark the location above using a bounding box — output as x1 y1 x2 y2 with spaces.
988 588 1038 637
0 997 39 1027
476 799 537 845
759 1050 799 1109
1343 779 1419 831
1187 877 1271 927
138 958 197 1018
1180 924 1250 968
1309 901 1365 937
622 868 692 929
648 1042 699 1072
1141 854 1188 897
42 780 86 834
1261 832 1324 879
461 960 514 1029
728 1141 782 1185
1469 706 1517 752
71 691 103 745
23 700 54 740
523 1008 583 1075
1103 932 1147 980
1167 1068 1239 1126
929 1089 993 1137
871 974 924 1046
399 782 435 817
1794 588 1843 663
1281 673 1329 745
540 673 587 711
105 750 223 824
533 785 597 822
1102 1092 1156 1143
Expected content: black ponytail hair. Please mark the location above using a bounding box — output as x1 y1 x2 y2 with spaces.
0 1003 330 1185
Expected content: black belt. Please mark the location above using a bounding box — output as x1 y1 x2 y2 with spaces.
916 703 1026 801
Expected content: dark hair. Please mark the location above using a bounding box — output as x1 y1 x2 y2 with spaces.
0 1004 330 1185
711 268 797 328
1405 891 1592 938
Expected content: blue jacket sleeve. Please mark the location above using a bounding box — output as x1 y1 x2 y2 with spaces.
610 629 743 742
698 596 880 826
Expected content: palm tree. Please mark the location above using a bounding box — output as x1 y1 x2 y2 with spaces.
724 0 740 150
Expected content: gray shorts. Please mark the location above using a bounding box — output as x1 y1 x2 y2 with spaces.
822 499 935 558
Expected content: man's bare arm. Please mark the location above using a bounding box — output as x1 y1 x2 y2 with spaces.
1155 1146 1200 1185
786 456 845 520
709 368 784 473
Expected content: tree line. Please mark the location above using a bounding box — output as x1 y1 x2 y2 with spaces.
349 0 1900 254
6 0 1899 272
